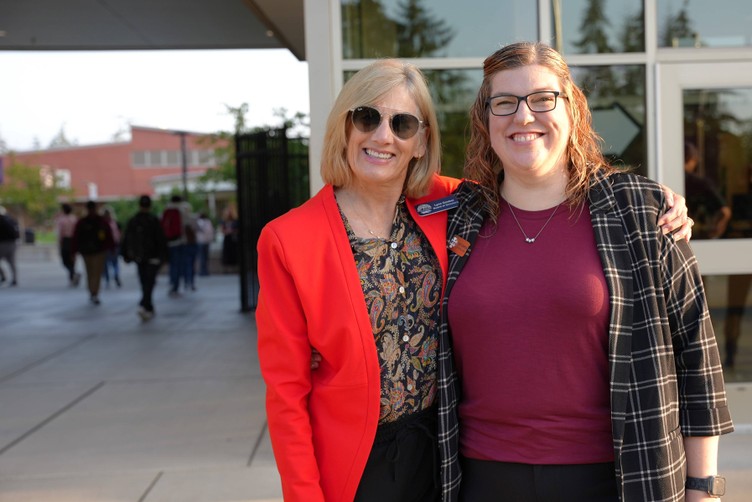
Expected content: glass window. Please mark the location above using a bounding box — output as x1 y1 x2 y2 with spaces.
198 150 216 166
683 87 752 240
658 0 752 48
132 151 146 167
704 274 752 382
165 150 180 166
551 0 644 54
571 65 647 174
148 150 164 167
341 0 536 59
423 69 481 179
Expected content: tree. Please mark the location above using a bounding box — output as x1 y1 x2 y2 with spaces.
572 0 617 97
48 124 77 149
573 0 613 54
341 0 396 58
395 0 455 58
0 156 73 227
620 4 645 53
661 0 696 47
197 104 309 186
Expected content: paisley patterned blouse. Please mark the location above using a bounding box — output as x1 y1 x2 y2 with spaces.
339 198 442 424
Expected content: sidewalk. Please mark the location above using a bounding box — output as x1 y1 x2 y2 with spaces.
1 245 751 501
0 245 282 502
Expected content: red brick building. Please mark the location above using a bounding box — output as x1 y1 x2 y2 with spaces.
1 125 226 201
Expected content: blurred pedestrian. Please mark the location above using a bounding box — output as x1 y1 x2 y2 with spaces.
183 211 198 291
161 195 191 296
220 205 239 269
121 195 168 321
55 203 81 287
102 208 122 288
0 205 20 286
195 212 214 276
72 201 114 305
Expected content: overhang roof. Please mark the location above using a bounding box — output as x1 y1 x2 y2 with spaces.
0 0 306 60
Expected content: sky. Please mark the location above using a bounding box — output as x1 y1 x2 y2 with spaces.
0 48 310 151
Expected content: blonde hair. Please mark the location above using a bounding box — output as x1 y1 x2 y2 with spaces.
320 59 441 198
465 41 618 220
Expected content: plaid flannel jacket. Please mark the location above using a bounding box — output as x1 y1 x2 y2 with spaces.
437 172 734 501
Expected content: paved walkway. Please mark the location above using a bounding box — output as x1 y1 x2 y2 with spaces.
1 244 751 501
1 245 282 502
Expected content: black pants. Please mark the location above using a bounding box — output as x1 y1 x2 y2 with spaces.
459 457 618 502
60 237 76 280
137 262 160 311
354 407 440 502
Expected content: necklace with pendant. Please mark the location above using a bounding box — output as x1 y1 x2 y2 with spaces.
505 199 560 244
339 192 399 240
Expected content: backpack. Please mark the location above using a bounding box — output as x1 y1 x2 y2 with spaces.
161 207 182 241
123 214 159 263
0 215 19 241
76 217 106 255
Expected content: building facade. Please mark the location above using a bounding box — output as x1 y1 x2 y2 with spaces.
2 125 222 201
303 0 752 382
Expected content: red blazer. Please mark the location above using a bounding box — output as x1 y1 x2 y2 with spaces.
256 175 460 502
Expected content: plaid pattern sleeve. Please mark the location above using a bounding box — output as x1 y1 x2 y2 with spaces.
437 181 487 502
589 172 733 501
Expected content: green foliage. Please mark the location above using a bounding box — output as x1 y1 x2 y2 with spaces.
0 157 74 226
197 103 310 186
105 190 210 228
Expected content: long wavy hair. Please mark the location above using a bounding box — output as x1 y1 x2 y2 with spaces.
465 42 618 221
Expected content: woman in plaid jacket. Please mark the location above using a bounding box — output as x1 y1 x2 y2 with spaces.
437 42 734 501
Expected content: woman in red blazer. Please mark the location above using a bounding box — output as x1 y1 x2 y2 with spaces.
257 59 460 502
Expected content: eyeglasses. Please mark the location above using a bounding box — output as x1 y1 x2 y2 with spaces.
349 106 424 140
487 91 566 117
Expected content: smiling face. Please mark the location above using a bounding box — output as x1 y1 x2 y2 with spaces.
488 64 571 185
346 85 427 191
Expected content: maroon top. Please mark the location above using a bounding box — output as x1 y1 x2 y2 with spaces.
448 201 613 464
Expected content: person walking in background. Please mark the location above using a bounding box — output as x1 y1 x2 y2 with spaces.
102 208 122 288
220 205 239 270
55 203 80 287
121 195 168 321
437 42 732 502
72 200 114 305
161 194 190 296
0 205 20 287
195 212 214 276
183 210 198 291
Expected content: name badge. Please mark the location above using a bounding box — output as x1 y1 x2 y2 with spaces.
416 195 459 216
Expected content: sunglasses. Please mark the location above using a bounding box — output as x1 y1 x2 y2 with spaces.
349 106 424 140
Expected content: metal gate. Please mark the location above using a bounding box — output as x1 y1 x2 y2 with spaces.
236 127 309 311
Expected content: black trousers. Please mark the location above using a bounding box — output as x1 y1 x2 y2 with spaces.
459 457 618 502
137 262 160 311
354 407 440 502
60 237 76 280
